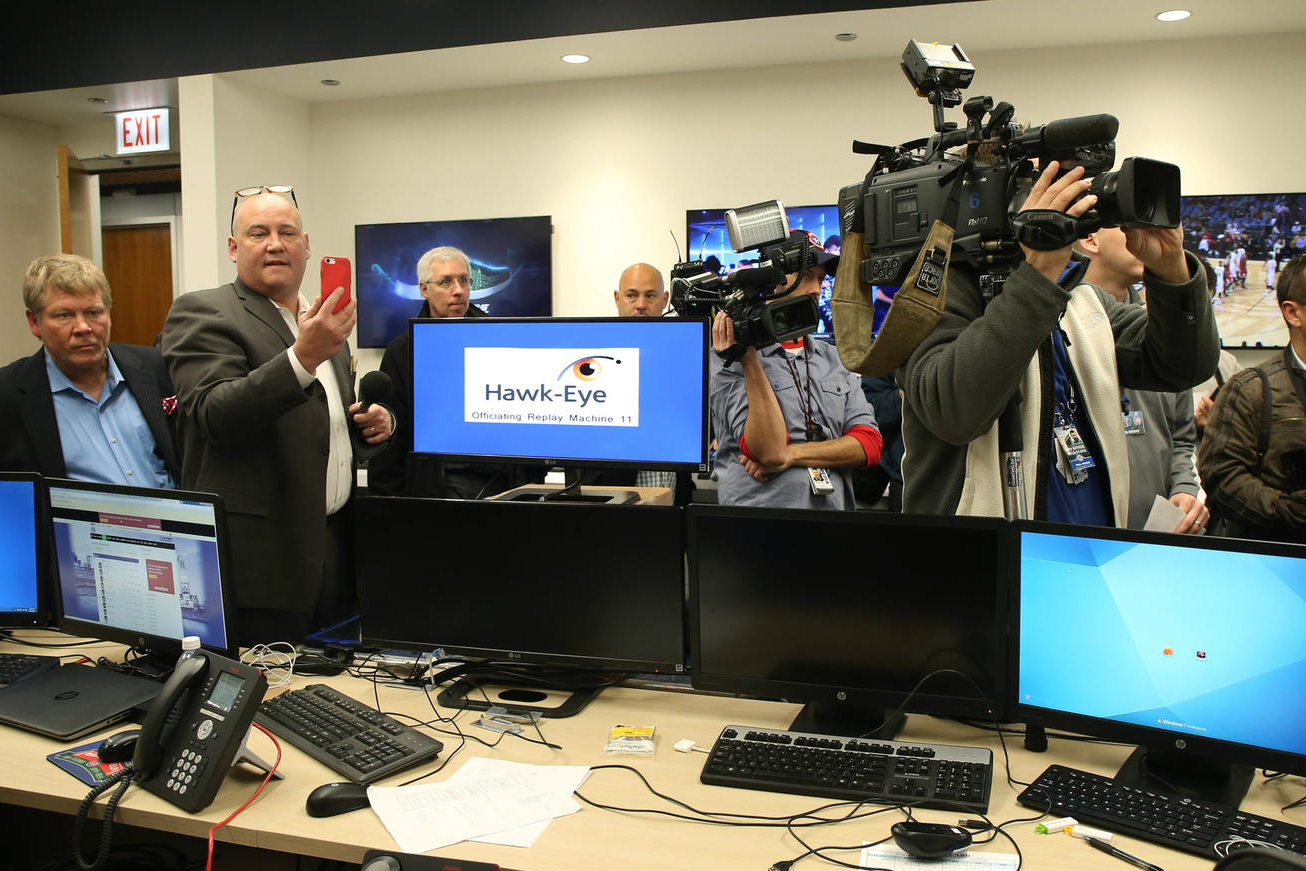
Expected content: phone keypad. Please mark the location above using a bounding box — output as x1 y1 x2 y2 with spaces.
165 746 210 795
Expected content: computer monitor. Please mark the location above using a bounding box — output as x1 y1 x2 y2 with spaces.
687 505 1010 738
0 472 48 629
355 496 687 714
1013 521 1306 806
409 317 709 474
48 479 236 662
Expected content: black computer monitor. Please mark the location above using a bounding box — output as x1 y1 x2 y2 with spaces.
0 472 48 629
1013 521 1306 806
687 505 1010 738
409 317 709 474
48 479 237 663
355 496 687 715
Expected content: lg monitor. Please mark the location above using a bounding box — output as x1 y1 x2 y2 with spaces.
1014 521 1306 806
48 479 236 664
0 472 48 629
688 505 1010 738
355 496 687 715
409 317 709 475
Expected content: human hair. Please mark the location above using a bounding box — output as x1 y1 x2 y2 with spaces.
22 254 112 315
1277 253 1306 309
416 246 471 285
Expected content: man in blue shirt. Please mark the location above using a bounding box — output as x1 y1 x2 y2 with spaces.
0 254 180 486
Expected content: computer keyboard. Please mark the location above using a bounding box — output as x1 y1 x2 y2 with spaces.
255 683 443 784
1018 763 1306 859
700 725 993 812
0 653 59 686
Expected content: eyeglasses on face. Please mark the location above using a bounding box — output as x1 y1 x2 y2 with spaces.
230 184 297 232
423 275 473 290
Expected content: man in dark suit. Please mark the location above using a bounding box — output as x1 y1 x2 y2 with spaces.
0 254 179 486
160 186 393 645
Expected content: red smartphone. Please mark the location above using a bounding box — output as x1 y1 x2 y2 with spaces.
320 256 352 313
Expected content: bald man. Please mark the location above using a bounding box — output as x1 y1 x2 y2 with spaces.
614 263 668 317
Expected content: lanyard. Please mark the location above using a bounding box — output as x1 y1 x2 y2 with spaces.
782 343 824 442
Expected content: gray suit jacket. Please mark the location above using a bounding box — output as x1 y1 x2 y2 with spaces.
160 279 364 612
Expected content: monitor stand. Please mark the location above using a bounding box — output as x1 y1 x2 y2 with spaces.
498 467 639 504
1114 745 1254 807
437 676 601 719
788 701 906 741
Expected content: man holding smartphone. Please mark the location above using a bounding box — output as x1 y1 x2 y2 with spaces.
160 185 394 645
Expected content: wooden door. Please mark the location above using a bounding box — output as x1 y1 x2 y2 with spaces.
102 224 174 346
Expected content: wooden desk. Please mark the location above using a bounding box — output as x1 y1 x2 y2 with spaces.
3 635 1303 870
487 483 672 505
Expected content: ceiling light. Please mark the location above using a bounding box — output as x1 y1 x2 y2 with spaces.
1156 9 1191 21
320 79 341 86
87 97 108 104
561 54 590 65
835 32 858 42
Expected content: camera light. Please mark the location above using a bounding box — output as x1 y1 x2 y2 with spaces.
1155 9 1191 22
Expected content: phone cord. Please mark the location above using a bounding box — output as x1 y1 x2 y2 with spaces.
72 767 135 871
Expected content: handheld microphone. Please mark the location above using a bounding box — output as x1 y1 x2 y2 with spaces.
357 370 393 413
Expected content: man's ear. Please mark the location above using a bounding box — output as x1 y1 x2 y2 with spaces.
228 235 238 264
1078 232 1101 257
1282 300 1304 330
26 309 41 340
614 290 621 306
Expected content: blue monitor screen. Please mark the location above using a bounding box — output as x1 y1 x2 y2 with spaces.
1017 526 1306 760
0 473 44 627
411 317 709 470
687 205 841 338
354 215 553 348
49 480 234 655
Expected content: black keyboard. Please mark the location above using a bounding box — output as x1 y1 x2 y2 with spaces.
1018 763 1306 859
0 653 59 686
701 725 993 812
255 684 443 783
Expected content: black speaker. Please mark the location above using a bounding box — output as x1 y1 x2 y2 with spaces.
361 851 500 871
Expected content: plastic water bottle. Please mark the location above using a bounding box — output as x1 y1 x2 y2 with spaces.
178 635 201 664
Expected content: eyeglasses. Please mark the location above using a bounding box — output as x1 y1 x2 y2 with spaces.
230 184 297 232
422 275 473 290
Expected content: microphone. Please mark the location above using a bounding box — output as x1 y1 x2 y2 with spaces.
730 265 786 288
357 370 393 414
1021 113 1119 153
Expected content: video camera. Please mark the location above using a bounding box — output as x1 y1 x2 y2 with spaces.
842 40 1181 301
670 200 824 355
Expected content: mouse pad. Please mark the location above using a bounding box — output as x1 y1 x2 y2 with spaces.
48 740 131 786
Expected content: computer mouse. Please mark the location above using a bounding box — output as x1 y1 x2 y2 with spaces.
305 781 372 817
891 821 973 858
97 728 140 764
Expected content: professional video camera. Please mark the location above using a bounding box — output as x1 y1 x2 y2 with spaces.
670 200 824 359
832 40 1183 377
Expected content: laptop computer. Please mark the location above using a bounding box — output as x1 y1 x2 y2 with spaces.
0 664 160 741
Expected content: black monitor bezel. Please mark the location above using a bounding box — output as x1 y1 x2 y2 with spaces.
0 471 49 629
355 496 689 674
687 504 1012 722
1011 519 1306 780
46 478 238 659
407 315 711 473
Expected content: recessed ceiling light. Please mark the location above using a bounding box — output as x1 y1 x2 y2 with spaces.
561 54 590 65
835 32 858 42
87 97 108 104
320 79 341 86
1156 9 1191 21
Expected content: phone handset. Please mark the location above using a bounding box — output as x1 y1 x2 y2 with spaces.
133 653 209 779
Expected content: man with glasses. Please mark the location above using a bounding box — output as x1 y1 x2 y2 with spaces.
160 185 394 645
371 245 522 497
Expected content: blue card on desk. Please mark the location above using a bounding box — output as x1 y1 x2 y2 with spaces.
48 741 130 786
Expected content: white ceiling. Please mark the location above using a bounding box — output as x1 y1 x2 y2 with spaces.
2 0 1303 128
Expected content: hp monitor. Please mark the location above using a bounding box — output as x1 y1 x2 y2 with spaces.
0 472 48 629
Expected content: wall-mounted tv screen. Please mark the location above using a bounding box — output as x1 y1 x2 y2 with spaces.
1180 192 1306 349
354 216 553 348
687 205 842 340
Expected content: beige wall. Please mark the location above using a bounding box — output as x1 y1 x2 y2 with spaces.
0 114 60 359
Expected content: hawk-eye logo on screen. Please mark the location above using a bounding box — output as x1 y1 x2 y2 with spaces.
559 355 621 383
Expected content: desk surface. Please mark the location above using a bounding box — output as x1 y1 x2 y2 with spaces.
3 634 1302 871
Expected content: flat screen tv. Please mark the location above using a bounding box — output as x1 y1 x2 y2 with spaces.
1014 520 1306 806
48 479 236 661
0 472 48 629
409 317 709 472
354 215 553 348
1180 191 1306 349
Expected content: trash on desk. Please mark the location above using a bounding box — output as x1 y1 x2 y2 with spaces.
604 724 656 756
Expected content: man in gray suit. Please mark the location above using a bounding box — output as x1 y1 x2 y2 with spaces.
161 186 393 645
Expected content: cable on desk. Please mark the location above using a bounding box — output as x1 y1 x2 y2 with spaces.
0 628 93 648
202 722 282 871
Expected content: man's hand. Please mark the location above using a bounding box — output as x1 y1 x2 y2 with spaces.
739 449 792 482
1195 394 1215 433
351 401 394 445
1018 162 1098 283
293 287 357 373
1170 492 1210 534
1125 223 1190 285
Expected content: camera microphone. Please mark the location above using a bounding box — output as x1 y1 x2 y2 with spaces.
730 266 786 289
1015 113 1119 155
358 370 393 413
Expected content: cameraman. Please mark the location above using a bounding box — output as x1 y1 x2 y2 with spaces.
711 242 882 510
900 161 1219 524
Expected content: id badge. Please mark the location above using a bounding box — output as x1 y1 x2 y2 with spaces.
808 467 835 495
1122 409 1145 437
1053 424 1094 484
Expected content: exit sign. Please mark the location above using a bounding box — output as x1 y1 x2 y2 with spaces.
114 108 170 155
